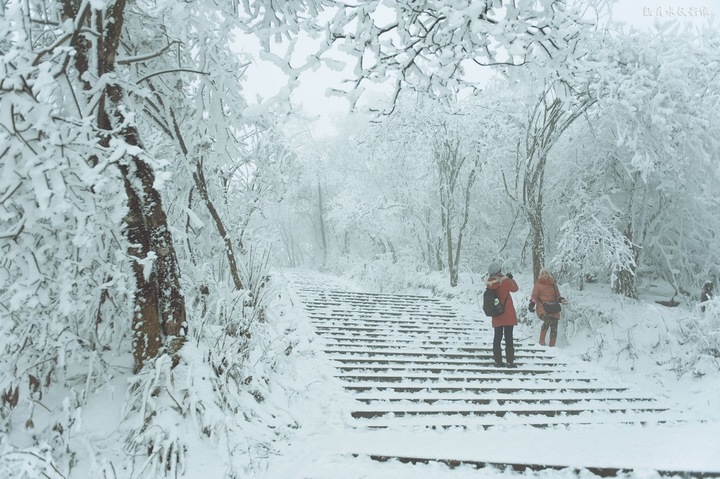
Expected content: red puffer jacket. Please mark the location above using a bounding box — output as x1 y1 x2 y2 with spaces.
532 276 562 319
486 274 519 328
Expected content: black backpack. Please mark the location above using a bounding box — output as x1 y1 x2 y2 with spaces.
483 288 505 317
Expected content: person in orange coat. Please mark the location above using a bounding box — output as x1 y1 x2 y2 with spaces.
486 261 519 367
529 268 565 347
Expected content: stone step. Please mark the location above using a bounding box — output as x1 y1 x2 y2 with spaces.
343 383 631 394
354 410 678 428
312 327 472 337
335 372 603 382
364 454 713 478
350 402 669 419
308 315 471 328
302 298 455 310
314 330 487 341
333 364 582 375
297 288 451 303
327 356 569 366
310 320 470 330
322 346 554 358
320 339 544 349
352 391 655 403
319 336 495 346
305 308 459 319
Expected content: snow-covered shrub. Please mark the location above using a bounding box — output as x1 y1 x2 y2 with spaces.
558 302 612 360
0 23 134 476
678 298 720 376
0 438 67 479
123 355 188 477
119 258 345 477
550 193 636 289
121 251 275 477
344 253 428 293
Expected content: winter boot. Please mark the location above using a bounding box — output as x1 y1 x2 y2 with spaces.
549 337 556 347
539 329 547 346
505 345 516 368
493 347 504 367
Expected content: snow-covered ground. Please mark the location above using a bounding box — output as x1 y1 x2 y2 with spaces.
258 269 720 479
2 268 718 478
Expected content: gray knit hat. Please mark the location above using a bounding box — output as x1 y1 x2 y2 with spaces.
487 261 502 276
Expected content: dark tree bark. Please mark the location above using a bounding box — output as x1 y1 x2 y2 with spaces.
62 0 187 372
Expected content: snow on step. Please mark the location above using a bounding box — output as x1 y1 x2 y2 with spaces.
287 276 686 431
351 390 657 403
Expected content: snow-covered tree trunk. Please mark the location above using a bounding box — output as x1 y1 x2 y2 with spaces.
436 135 467 288
426 111 486 288
529 207 546 283
190 156 244 291
121 158 187 370
317 182 328 267
521 87 595 281
612 228 639 299
61 0 187 371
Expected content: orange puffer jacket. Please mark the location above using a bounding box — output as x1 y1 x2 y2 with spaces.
532 276 562 319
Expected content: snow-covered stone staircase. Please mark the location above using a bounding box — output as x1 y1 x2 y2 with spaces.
282 272 715 477
293 286 680 430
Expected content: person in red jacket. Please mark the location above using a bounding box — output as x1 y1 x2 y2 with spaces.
486 261 519 367
529 268 565 347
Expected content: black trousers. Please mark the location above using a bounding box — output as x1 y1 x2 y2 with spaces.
493 326 515 363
